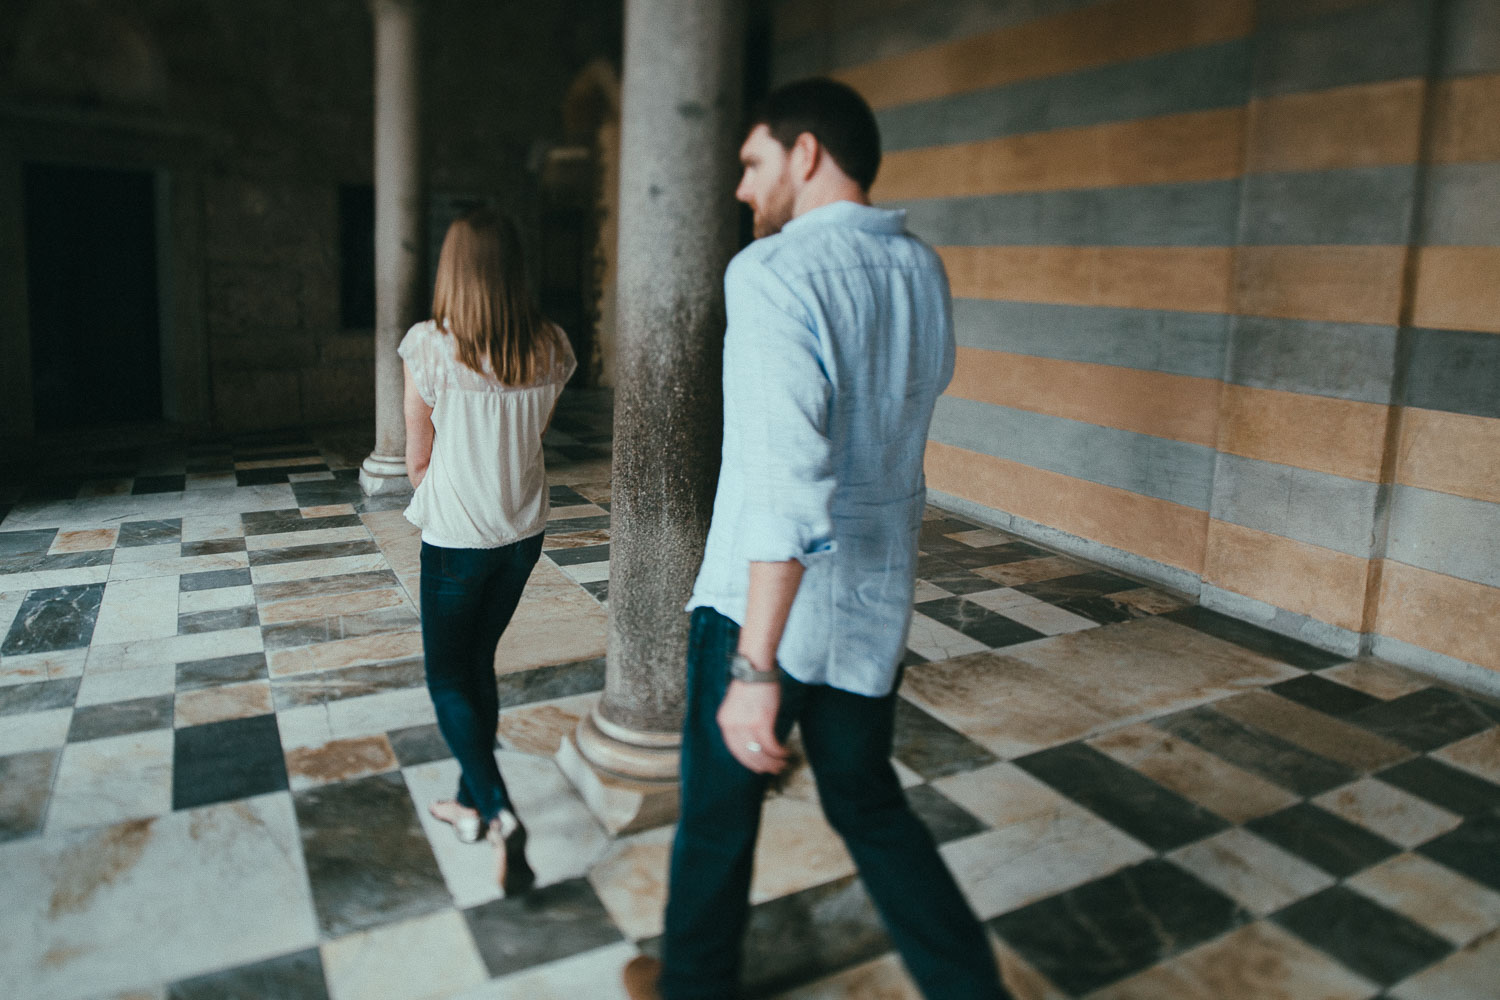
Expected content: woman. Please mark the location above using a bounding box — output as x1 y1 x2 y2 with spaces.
399 209 575 894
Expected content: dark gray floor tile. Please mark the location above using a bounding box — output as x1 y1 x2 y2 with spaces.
546 543 610 566
247 540 379 567
118 518 182 546
893 697 998 781
1269 674 1383 717
0 676 81 717
67 694 174 742
941 542 1039 569
905 784 988 845
388 723 452 767
180 568 253 592
1155 704 1358 796
495 656 607 708
991 859 1249 996
1273 886 1452 986
254 569 401 604
176 652 269 691
914 596 1046 648
464 877 624 977
1346 687 1496 752
173 713 287 810
1419 812 1500 893
1376 757 1500 818
1161 606 1348 669
1 583 106 656
738 874 892 998
179 606 261 635
0 749 60 842
290 479 366 508
0 550 114 574
0 529 57 558
915 556 997 596
1013 569 1140 603
1014 742 1229 851
548 485 591 506
294 771 449 937
582 580 610 603
260 605 418 651
1247 803 1401 878
180 538 248 558
242 510 365 536
1053 594 1153 624
272 656 426 710
167 947 329 1000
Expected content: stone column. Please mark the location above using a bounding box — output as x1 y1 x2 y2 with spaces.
558 0 744 834
360 0 422 495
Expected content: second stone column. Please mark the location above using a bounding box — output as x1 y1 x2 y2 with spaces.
558 0 744 834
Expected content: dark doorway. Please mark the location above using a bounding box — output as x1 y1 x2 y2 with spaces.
23 163 162 430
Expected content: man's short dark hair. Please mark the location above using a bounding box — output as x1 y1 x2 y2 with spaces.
749 78 881 191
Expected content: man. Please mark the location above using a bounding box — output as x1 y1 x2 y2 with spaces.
624 78 1010 1000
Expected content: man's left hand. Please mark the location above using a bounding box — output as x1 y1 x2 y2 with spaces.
717 679 788 774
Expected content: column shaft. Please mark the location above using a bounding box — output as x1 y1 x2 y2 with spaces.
361 0 422 494
560 0 744 833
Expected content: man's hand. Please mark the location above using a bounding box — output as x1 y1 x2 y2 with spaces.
717 679 788 774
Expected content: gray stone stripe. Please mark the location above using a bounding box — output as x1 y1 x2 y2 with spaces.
894 179 1243 247
772 0 1099 82
930 394 1217 510
1209 453 1381 560
1402 327 1500 421
1420 163 1500 248
1386 484 1500 589
1251 0 1433 98
1238 166 1417 246
1226 315 1398 405
953 299 1230 380
876 40 1251 153
1441 0 1500 76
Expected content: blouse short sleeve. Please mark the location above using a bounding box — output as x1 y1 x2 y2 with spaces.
397 321 438 406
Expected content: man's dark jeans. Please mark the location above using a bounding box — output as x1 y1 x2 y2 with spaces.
660 607 1008 1000
418 535 542 822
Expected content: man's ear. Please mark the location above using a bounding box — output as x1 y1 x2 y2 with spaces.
791 131 820 182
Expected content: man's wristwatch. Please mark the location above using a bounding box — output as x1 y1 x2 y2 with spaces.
727 652 781 684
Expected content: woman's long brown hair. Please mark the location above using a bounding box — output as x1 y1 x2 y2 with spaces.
431 210 553 386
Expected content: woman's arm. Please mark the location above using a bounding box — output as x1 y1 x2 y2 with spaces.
403 362 435 489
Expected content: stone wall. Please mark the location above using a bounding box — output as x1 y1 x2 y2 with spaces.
0 0 620 435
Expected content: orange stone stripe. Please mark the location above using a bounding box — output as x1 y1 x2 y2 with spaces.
1410 246 1500 334
924 440 1208 572
1393 407 1500 504
1429 73 1500 165
938 245 1234 313
1233 245 1409 326
1216 384 1392 483
947 348 1221 447
1377 560 1500 672
873 107 1246 201
1204 520 1373 633
1244 78 1425 175
836 0 1255 110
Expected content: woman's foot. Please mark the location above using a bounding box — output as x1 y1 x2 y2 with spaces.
428 799 483 843
488 809 536 897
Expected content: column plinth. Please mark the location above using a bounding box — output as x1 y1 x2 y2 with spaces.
558 0 744 832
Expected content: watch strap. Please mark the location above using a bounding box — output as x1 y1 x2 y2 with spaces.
727 652 780 683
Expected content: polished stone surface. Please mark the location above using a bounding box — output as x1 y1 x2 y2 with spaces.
2 410 1497 999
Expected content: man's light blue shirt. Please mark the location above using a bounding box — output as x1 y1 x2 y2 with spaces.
687 200 956 697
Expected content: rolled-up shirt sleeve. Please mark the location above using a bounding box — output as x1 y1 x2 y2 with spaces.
725 255 837 565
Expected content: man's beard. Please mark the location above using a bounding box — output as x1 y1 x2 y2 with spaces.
752 180 795 238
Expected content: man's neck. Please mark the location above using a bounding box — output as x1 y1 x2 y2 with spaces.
791 180 869 220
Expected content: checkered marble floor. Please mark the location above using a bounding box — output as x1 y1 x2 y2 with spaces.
2 391 1499 1000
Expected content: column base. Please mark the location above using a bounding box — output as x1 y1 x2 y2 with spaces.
556 707 679 836
359 453 411 496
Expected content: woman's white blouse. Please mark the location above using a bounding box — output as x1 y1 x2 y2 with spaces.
397 320 576 549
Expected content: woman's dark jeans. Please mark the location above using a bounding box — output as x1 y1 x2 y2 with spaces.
418 534 543 823
660 607 1009 1000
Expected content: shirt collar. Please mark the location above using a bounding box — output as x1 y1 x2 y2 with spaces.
782 199 906 236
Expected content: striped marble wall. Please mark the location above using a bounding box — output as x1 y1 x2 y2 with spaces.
771 0 1500 685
